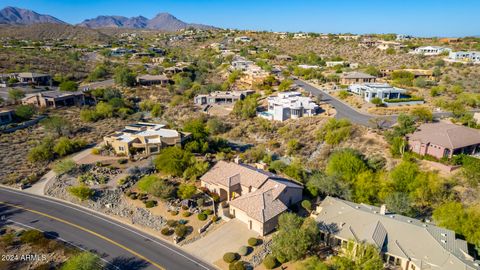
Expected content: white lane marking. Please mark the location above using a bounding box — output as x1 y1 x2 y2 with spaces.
6 219 119 270
0 188 211 270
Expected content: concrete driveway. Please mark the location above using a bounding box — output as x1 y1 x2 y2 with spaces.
183 219 259 263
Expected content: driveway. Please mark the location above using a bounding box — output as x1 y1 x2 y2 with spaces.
183 219 259 263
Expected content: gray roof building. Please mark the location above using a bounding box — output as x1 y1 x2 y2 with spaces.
314 196 479 270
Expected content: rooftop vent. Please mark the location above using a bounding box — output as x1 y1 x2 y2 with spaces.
441 233 447 237
441 239 447 244
407 220 412 223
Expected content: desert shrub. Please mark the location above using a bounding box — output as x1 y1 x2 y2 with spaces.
223 252 238 263
182 211 192 217
80 109 98 122
181 205 189 210
177 183 197 199
91 148 100 155
1 233 15 246
144 200 157 208
197 213 207 221
68 185 94 201
53 137 86 157
203 209 213 215
53 159 76 175
61 252 100 270
129 193 138 200
212 216 219 222
229 261 246 270
167 220 178 227
170 210 179 216
174 224 188 238
263 255 278 269
248 237 259 246
28 138 55 163
118 158 128 164
301 200 312 211
137 175 175 200
20 230 45 245
15 105 36 120
317 118 352 145
238 246 249 256
161 228 172 236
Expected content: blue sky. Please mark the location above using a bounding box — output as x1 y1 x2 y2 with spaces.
2 0 479 37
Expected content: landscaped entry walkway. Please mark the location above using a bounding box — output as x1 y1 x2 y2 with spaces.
183 219 258 263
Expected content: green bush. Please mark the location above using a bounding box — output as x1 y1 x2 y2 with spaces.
182 211 192 217
197 213 207 221
170 210 179 216
263 255 278 269
301 200 312 211
203 209 213 215
118 158 128 164
212 216 219 222
53 159 76 175
248 237 259 246
174 224 188 238
20 230 45 244
238 246 249 256
229 261 246 270
61 252 100 270
383 97 424 103
14 105 36 120
161 228 172 236
68 185 94 201
167 220 178 227
129 193 138 200
144 200 157 208
223 252 238 263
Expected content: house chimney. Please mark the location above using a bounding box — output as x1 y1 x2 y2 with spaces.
380 204 387 215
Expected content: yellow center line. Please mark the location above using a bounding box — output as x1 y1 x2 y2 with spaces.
0 201 164 270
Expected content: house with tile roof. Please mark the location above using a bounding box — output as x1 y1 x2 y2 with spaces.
200 160 303 235
314 196 480 270
407 122 480 159
340 71 377 85
103 122 190 157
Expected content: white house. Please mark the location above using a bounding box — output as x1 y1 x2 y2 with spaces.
412 46 451 56
349 83 407 102
259 91 320 121
326 61 346 67
448 51 480 63
298 64 321 69
234 36 252 43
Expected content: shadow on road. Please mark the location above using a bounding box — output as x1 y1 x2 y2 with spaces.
107 256 150 270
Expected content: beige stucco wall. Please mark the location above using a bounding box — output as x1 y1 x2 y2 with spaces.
230 205 264 235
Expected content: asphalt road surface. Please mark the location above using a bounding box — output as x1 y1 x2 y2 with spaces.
0 187 214 270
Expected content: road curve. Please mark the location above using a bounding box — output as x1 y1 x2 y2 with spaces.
0 187 215 270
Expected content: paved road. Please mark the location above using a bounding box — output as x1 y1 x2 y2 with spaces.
294 79 459 127
0 187 214 270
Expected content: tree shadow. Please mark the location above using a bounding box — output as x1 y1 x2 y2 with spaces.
107 256 150 270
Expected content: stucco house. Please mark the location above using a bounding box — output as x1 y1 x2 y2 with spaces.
448 51 480 64
103 122 190 157
314 196 480 270
259 91 320 121
340 72 377 85
136 74 171 86
200 160 303 235
412 46 451 56
16 72 52 86
348 83 407 102
407 122 480 159
194 90 254 105
21 91 85 108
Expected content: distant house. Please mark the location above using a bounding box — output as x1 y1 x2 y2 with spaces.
231 58 255 71
275 55 292 61
396 34 413 41
194 90 254 106
407 122 480 159
103 122 190 157
348 83 407 102
326 61 346 67
234 36 252 43
200 160 303 235
376 41 406 51
259 91 320 121
16 73 52 86
21 91 85 108
448 51 480 64
381 68 435 80
298 64 321 69
0 109 14 125
412 46 451 56
340 72 377 85
314 196 480 270
136 74 171 86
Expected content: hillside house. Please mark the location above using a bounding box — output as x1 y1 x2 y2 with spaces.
448 51 480 63
103 122 190 157
200 160 303 235
234 36 252 43
314 196 480 270
259 91 320 121
412 46 451 56
16 73 52 86
340 72 377 85
348 83 407 102
407 122 480 159
136 74 171 86
194 90 254 105
326 61 346 67
21 91 85 108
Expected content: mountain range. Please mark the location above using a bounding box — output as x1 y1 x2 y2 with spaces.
0 6 215 31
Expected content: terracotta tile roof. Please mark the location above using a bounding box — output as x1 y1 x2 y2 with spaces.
230 187 287 223
408 122 480 149
200 160 275 189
